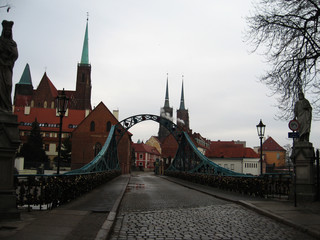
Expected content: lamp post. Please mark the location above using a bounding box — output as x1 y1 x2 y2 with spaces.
56 88 69 174
256 119 266 175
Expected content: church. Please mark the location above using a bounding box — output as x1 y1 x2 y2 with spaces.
13 19 132 173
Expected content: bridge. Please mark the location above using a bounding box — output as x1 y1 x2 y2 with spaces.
66 113 245 176
14 114 293 211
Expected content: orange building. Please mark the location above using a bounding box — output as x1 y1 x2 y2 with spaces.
261 136 286 171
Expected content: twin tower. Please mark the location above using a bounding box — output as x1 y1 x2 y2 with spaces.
158 75 190 142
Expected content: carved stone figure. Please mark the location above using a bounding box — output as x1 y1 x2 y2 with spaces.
294 92 312 142
0 20 18 112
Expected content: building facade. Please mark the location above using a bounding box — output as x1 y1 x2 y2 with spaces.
133 142 161 170
261 136 286 172
71 102 132 174
206 141 260 175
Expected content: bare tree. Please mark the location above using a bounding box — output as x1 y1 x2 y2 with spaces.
245 0 320 119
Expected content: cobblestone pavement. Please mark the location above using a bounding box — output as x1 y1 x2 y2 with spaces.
110 172 316 240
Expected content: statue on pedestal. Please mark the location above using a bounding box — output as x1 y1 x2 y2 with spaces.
294 92 312 142
0 20 18 113
0 20 20 220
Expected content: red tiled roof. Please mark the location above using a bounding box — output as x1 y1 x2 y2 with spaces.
133 143 161 156
14 106 87 133
206 147 259 158
262 137 285 151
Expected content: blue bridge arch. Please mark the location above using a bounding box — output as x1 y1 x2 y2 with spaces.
66 114 246 176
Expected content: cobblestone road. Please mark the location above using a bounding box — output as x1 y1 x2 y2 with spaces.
110 172 316 240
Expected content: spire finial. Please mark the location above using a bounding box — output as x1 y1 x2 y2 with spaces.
179 76 185 110
164 74 170 108
80 15 89 65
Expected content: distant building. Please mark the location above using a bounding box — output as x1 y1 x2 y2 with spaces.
259 136 286 172
176 80 189 130
133 142 161 170
158 75 173 142
206 141 260 175
145 136 162 155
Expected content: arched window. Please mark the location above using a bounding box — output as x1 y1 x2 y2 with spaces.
90 121 95 132
31 100 34 107
106 121 111 132
44 101 47 108
94 142 102 157
51 101 55 109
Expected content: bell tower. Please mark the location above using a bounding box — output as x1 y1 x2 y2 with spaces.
75 17 92 110
177 77 189 130
158 74 173 142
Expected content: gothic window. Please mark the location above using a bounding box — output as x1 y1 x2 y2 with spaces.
94 142 102 157
82 73 85 82
51 101 55 109
31 100 34 107
106 121 111 132
90 121 95 132
44 101 47 108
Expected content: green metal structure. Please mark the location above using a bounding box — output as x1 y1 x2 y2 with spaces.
66 114 247 176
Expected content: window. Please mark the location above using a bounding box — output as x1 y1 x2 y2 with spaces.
90 121 95 131
44 101 47 108
230 164 234 170
44 144 49 151
106 121 111 132
140 154 143 159
224 164 228 169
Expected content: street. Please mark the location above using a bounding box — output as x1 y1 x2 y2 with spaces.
110 172 315 240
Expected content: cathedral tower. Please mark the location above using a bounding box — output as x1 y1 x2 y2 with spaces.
158 74 173 142
177 78 189 130
75 18 92 110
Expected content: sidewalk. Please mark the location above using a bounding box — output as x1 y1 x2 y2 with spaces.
161 175 320 240
0 175 130 240
1 173 319 239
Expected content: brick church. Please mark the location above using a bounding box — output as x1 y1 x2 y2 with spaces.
13 19 132 173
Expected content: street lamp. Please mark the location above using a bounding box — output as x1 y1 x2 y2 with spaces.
256 119 266 175
56 88 69 174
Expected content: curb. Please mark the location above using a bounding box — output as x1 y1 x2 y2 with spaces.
95 175 130 240
161 176 320 240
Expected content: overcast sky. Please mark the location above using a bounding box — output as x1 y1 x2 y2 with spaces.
2 0 320 149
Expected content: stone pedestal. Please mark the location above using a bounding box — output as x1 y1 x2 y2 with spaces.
0 113 20 220
291 141 316 201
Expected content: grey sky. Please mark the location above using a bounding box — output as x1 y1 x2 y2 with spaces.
2 0 320 148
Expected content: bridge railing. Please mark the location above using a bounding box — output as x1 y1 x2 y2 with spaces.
14 170 121 211
165 171 292 199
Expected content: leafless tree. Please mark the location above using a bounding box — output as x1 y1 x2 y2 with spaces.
245 0 320 119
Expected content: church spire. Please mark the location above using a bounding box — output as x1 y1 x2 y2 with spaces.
179 76 185 110
164 73 170 108
80 15 89 65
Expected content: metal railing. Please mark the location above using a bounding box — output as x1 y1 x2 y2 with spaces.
165 171 292 199
14 170 121 211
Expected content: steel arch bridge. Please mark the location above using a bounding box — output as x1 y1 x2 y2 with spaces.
66 114 246 176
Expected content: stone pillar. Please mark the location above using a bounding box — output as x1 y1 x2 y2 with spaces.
292 141 316 201
0 113 20 220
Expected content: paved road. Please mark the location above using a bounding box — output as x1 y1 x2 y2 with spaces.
110 172 316 240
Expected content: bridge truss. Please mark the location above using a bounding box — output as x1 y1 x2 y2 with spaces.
66 114 246 176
